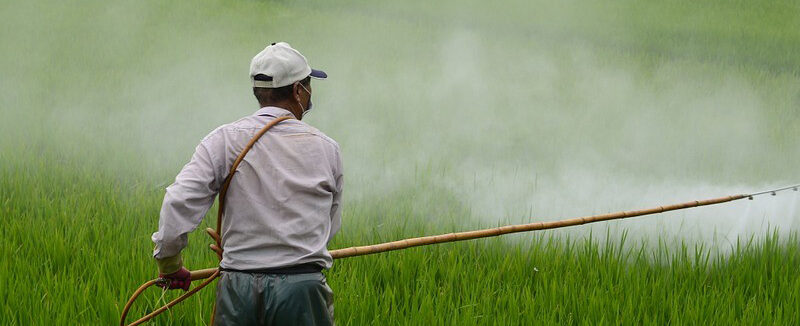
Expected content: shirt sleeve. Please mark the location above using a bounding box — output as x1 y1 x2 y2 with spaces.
152 139 222 259
328 146 343 240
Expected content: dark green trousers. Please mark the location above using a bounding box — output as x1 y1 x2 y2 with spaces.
214 271 334 326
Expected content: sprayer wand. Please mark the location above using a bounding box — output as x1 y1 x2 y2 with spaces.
329 183 799 259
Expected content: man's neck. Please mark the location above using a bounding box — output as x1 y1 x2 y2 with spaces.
260 102 301 120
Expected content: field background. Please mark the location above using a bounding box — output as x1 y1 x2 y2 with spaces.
2 0 800 324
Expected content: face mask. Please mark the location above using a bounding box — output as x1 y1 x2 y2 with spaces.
298 83 313 118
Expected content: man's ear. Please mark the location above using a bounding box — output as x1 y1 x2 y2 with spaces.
292 82 302 101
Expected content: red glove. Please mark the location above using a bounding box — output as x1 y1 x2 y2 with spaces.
158 267 191 291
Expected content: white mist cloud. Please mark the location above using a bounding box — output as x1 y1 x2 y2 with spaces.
3 0 798 251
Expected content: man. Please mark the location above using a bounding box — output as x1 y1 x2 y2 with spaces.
151 42 343 325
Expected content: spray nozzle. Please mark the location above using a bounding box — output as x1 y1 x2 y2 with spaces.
748 184 800 199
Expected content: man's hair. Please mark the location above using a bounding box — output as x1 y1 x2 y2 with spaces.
253 75 310 103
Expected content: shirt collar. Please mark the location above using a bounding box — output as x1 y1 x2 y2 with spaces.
253 106 296 119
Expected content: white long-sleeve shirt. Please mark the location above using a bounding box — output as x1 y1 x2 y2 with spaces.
152 106 343 270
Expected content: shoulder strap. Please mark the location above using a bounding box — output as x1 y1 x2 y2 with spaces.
215 116 293 239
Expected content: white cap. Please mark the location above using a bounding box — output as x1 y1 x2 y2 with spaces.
249 42 327 88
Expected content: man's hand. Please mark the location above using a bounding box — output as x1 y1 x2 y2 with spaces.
158 267 191 291
155 254 191 291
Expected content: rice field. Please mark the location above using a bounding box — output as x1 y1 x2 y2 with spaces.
2 0 800 325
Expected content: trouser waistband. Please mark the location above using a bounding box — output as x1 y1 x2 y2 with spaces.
220 262 323 275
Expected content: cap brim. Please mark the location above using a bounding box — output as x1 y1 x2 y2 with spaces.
310 69 327 79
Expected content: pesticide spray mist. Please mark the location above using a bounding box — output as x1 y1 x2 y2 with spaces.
2 0 798 253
